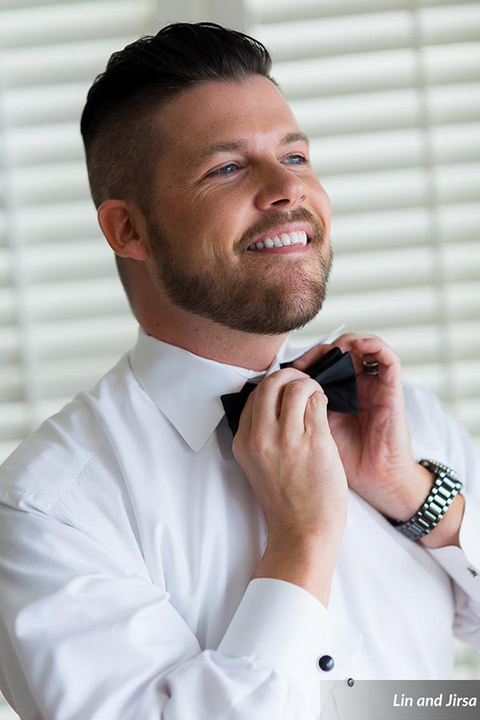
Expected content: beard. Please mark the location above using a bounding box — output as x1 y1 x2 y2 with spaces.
146 207 333 336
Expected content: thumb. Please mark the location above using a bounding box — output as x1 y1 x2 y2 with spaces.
291 343 336 371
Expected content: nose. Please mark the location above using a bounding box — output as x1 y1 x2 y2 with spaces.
254 162 307 211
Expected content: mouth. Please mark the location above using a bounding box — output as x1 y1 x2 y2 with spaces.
246 229 311 255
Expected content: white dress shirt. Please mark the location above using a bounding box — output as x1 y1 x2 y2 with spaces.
0 325 479 720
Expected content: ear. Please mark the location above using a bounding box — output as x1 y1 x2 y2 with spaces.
97 199 150 261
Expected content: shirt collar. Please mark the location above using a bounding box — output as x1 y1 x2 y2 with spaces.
129 323 345 452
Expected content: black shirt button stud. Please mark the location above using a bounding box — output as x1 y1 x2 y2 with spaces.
318 655 334 672
346 678 355 687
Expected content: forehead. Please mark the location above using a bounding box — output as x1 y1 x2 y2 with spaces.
156 75 301 162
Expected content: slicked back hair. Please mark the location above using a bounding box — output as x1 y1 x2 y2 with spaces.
80 22 279 306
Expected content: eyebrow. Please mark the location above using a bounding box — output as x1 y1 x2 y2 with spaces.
189 131 310 170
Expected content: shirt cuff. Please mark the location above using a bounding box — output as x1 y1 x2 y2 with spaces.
425 492 480 601
217 577 361 704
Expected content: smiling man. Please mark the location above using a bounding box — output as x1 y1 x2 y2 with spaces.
0 22 479 720
100 71 333 353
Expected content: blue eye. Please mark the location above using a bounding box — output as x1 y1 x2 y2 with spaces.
210 163 239 177
208 154 307 178
284 154 307 164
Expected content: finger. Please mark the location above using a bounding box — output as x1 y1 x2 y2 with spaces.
250 367 310 432
291 332 381 371
352 337 402 386
291 342 333 370
278 377 325 434
298 332 396 382
304 387 330 436
325 332 379 356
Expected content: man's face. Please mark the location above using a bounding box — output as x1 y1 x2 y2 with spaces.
145 74 333 335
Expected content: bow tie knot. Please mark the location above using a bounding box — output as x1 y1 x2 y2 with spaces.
220 346 359 436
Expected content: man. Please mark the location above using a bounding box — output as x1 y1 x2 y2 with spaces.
0 22 478 720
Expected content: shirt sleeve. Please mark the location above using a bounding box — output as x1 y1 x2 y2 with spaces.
0 494 358 720
407 384 480 654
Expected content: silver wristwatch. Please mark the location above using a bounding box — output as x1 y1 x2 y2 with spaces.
388 459 463 541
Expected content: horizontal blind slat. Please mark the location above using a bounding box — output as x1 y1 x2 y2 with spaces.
251 6 480 63
247 0 480 24
0 1 156 49
2 37 142 88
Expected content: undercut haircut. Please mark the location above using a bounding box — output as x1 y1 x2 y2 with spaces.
80 22 279 305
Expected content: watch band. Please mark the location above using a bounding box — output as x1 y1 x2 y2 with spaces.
388 459 463 541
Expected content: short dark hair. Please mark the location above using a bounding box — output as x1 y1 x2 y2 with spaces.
80 22 279 304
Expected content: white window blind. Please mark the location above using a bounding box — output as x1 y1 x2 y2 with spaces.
246 0 480 453
0 0 163 466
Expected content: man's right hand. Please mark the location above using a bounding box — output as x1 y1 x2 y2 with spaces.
232 367 348 542
231 368 348 606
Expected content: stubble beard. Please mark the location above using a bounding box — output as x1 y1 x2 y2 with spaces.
147 214 333 336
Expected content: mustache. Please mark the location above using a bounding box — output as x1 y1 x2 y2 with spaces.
240 207 325 250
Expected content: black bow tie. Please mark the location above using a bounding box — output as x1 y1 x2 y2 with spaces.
220 347 359 436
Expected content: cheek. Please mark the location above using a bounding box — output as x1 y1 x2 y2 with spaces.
191 191 246 253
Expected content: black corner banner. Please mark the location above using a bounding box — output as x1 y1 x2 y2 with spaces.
319 681 480 720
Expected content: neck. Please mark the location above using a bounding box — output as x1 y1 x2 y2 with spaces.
131 266 290 370
139 307 288 372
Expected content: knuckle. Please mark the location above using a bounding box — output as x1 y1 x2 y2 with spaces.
250 432 269 457
312 389 327 403
310 395 328 415
279 367 307 380
278 427 295 447
232 435 244 461
284 378 307 393
260 370 288 389
338 332 360 343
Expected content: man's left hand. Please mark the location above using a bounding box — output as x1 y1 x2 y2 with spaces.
292 333 429 520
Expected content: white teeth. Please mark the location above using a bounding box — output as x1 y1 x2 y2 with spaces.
249 229 309 251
